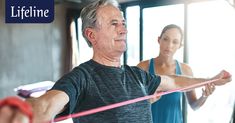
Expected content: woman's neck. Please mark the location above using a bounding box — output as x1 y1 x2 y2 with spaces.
155 55 175 67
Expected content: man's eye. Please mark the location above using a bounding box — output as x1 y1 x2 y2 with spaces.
111 23 118 26
122 22 126 27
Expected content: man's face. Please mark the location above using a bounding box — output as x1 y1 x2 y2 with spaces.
92 5 127 58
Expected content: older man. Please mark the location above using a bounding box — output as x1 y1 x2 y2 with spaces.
0 0 232 123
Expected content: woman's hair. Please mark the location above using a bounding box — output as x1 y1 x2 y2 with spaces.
80 0 119 47
159 24 184 42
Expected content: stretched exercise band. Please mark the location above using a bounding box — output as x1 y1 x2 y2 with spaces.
53 74 229 122
0 72 230 123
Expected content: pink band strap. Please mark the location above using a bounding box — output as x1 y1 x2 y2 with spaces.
53 77 226 122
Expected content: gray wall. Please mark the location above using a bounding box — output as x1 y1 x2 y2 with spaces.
0 0 67 98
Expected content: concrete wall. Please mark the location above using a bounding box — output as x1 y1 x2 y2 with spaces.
0 0 67 98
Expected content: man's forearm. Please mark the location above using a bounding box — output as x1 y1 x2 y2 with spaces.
26 97 56 123
26 90 69 123
159 75 209 91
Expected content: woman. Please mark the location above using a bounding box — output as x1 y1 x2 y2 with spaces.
137 24 215 123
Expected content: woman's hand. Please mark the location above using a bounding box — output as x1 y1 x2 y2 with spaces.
202 83 215 98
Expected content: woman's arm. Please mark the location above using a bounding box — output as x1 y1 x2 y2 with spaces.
180 63 216 110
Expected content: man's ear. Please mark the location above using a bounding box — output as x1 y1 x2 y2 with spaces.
85 28 96 45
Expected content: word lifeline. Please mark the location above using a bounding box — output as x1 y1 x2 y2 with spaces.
11 6 49 20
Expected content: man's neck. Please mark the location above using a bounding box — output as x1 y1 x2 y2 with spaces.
92 54 121 67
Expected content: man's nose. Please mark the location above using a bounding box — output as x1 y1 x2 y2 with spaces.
118 25 127 35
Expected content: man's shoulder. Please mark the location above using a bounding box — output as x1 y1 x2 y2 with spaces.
68 60 95 76
74 60 94 69
124 65 147 75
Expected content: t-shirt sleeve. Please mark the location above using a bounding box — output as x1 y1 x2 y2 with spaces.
51 68 87 116
133 67 161 95
144 72 161 95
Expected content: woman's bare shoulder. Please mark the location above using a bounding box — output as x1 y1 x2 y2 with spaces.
137 60 150 71
180 62 193 76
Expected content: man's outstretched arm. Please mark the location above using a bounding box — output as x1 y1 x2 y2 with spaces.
0 90 69 123
151 70 232 102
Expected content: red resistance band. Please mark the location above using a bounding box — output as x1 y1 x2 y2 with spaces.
0 96 33 123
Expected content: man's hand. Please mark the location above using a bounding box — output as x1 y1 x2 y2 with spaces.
0 97 32 123
212 70 232 86
0 106 30 123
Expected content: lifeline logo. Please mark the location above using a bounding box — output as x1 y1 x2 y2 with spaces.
5 0 54 23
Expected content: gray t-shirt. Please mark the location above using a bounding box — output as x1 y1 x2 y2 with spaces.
52 59 161 123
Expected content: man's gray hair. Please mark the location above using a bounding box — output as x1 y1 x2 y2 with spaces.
80 0 119 47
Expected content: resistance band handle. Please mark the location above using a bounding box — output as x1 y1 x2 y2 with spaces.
0 96 33 123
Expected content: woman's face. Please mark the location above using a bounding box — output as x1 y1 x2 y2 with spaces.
158 28 182 57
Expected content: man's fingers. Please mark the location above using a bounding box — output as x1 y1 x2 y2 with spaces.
0 97 33 123
213 71 232 86
0 106 30 123
222 70 231 79
12 110 30 123
0 106 15 123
